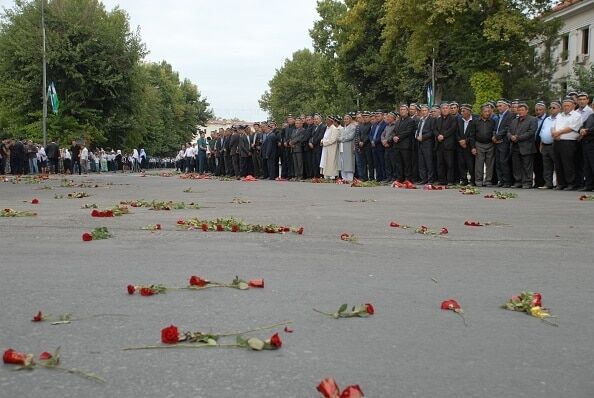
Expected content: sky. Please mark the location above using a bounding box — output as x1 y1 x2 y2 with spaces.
0 0 319 121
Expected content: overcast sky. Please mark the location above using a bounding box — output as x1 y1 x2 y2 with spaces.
0 0 318 121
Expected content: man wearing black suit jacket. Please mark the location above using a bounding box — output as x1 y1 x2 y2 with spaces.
494 99 514 187
229 128 241 179
415 105 435 184
262 122 280 180
434 103 458 185
457 104 476 186
389 104 417 182
355 112 374 181
309 114 325 178
302 116 314 179
509 103 538 189
239 128 253 177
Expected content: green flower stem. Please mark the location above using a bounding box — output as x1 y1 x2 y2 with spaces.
313 308 337 317
217 320 292 337
122 343 241 351
37 363 105 383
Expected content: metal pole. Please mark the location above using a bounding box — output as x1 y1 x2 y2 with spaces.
42 0 47 147
431 47 436 106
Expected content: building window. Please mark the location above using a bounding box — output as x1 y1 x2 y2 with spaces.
582 27 590 55
561 34 569 61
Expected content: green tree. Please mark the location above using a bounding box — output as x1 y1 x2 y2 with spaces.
470 71 503 112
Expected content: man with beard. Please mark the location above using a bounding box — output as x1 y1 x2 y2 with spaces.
434 103 457 185
355 111 374 181
509 102 538 189
493 99 514 188
457 104 476 186
415 105 435 184
281 115 296 179
370 111 387 181
471 104 496 187
309 114 325 179
389 104 416 183
553 97 582 190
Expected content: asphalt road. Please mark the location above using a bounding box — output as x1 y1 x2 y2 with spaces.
1 172 593 398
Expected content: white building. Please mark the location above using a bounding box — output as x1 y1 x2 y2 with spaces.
544 0 594 92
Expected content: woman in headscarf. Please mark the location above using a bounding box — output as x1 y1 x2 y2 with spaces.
115 150 123 172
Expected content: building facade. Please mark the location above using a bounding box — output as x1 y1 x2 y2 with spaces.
544 0 594 91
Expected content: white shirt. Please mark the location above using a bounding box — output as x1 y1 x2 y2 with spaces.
81 147 89 160
64 150 71 160
184 148 194 157
577 105 593 124
553 110 582 140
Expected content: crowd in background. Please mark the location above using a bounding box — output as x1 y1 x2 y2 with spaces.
191 91 594 192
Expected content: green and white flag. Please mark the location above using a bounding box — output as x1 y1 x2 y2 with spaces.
48 81 59 114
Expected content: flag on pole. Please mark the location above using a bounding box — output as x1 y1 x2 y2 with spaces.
426 84 434 108
48 82 59 114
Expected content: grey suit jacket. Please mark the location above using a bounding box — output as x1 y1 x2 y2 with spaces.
508 115 537 155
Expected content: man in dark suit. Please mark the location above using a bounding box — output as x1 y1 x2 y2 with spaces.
45 140 60 174
223 129 233 176
262 121 280 180
371 111 387 181
408 104 421 182
281 115 295 179
509 102 538 189
289 117 308 179
389 104 416 182
239 128 253 177
355 111 374 181
433 103 458 185
494 99 514 188
302 115 314 179
309 114 325 178
250 123 263 177
381 112 398 182
457 104 476 186
415 105 435 184
229 127 241 179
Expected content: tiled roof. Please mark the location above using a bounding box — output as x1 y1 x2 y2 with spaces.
551 0 583 12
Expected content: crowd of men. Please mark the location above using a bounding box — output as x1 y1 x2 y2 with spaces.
196 91 594 191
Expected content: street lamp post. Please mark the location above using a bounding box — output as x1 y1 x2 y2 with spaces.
42 0 48 147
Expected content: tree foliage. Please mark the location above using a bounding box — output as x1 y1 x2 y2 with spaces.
0 0 212 155
261 0 561 118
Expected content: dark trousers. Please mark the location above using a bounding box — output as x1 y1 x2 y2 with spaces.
554 140 576 187
533 141 545 187
574 141 584 187
224 154 233 176
387 147 398 180
261 157 269 179
232 154 240 177
356 145 374 181
312 146 322 178
394 148 412 182
267 157 278 180
436 147 455 184
582 140 594 189
281 147 293 178
48 157 59 174
240 156 253 177
215 156 224 175
511 146 534 187
292 151 303 179
73 158 81 175
541 144 555 188
411 140 419 182
495 141 512 185
11 157 23 175
252 150 262 177
457 145 475 184
372 146 385 181
197 151 206 173
303 150 313 179
384 149 392 180
418 141 434 183
0 157 5 174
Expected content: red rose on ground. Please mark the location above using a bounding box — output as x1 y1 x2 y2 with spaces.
284 326 294 333
127 285 135 295
3 349 27 365
105 210 114 217
231 224 239 232
176 219 185 225
464 220 481 227
248 279 264 288
39 352 52 361
440 227 449 235
441 299 461 310
389 221 400 228
91 209 99 217
156 224 161 230
216 224 224 232
32 311 43 322
269 333 282 348
82 232 93 242
365 303 375 315
297 227 304 235
340 385 364 398
340 233 350 241
139 287 154 296
161 324 179 344
532 293 542 307
31 198 39 204
201 223 208 231
317 377 340 398
189 275 208 287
